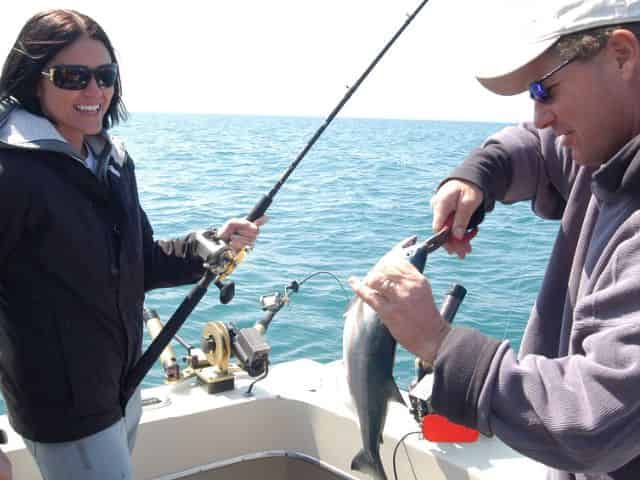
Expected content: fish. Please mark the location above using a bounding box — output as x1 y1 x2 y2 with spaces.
343 236 428 480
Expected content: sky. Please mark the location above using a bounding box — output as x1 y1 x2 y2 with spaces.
0 1 536 123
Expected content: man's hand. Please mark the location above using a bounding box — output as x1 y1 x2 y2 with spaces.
348 243 451 364
0 447 11 480
430 180 483 259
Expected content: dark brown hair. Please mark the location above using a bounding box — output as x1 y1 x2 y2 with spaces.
0 9 127 129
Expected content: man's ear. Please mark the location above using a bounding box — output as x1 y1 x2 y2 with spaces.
607 28 640 79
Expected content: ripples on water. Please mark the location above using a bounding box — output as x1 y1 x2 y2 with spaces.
0 114 560 414
116 113 557 391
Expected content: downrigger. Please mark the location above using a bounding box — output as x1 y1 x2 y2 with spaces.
143 275 302 394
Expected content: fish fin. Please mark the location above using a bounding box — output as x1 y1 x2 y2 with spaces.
343 294 359 316
389 380 406 406
351 449 388 480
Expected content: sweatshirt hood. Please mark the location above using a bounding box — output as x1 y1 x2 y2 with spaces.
0 96 127 171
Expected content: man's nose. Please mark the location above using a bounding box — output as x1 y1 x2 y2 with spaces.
533 101 555 130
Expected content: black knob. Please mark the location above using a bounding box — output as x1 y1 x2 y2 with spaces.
216 280 235 304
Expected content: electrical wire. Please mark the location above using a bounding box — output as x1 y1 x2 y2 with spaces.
392 431 422 480
245 361 269 397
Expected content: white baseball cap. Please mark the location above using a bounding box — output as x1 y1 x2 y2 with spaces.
476 0 640 95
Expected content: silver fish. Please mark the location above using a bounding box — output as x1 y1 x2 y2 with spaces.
343 237 427 480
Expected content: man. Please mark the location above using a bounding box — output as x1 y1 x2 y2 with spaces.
350 1 640 479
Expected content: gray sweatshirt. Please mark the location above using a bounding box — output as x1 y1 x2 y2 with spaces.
427 123 640 480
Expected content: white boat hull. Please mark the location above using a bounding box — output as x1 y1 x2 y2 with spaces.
1 359 547 479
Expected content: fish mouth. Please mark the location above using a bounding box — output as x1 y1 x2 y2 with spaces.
399 235 418 248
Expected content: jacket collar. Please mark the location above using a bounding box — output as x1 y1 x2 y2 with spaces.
592 134 640 201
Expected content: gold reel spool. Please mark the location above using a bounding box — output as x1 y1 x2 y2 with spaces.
217 248 248 281
202 321 232 373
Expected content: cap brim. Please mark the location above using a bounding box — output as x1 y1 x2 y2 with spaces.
474 37 557 96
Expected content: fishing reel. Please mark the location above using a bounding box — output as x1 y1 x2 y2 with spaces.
194 229 248 304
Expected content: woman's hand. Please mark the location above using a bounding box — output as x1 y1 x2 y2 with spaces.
217 215 268 253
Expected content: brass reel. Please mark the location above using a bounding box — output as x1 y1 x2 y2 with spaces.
201 321 232 373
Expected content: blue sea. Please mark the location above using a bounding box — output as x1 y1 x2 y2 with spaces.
1 113 559 414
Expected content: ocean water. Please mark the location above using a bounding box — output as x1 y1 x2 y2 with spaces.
1 113 559 415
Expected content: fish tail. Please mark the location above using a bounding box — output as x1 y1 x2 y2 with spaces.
351 449 387 480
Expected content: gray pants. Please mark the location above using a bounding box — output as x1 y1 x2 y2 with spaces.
23 388 142 480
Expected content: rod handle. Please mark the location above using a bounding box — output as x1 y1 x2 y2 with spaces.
415 283 467 379
441 284 467 323
247 195 272 222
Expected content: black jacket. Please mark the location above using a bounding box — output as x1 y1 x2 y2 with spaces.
0 100 206 442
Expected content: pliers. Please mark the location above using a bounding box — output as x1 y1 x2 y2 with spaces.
422 209 483 255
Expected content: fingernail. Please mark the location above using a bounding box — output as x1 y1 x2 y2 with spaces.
454 227 464 239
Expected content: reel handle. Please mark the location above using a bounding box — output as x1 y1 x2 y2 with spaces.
215 280 235 304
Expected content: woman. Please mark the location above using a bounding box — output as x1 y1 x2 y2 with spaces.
0 9 265 480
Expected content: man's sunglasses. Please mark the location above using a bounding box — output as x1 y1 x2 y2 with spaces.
528 56 576 103
41 63 118 91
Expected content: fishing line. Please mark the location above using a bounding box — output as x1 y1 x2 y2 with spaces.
259 270 349 328
274 270 350 345
392 430 422 480
495 220 522 343
393 159 435 174
297 271 350 303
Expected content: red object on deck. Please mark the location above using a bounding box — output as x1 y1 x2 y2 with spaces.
422 414 480 443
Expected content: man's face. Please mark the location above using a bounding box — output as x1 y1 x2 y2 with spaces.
531 40 633 167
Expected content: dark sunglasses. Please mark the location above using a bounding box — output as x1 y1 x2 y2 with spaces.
41 63 118 90
528 56 576 103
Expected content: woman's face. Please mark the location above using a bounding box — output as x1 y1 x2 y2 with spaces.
37 35 114 153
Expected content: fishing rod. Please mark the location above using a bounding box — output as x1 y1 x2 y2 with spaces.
246 0 430 223
122 0 431 403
